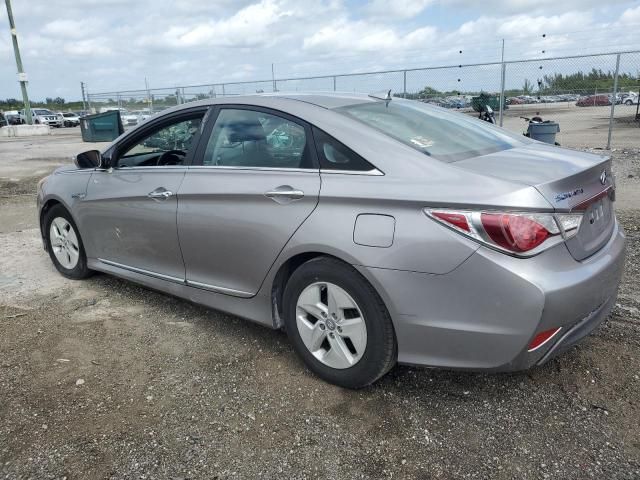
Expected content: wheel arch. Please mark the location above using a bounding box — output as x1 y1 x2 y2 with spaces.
39 196 79 246
269 249 390 330
40 198 63 239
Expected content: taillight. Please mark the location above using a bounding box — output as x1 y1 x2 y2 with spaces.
481 213 549 252
527 327 562 352
424 209 582 256
430 211 470 232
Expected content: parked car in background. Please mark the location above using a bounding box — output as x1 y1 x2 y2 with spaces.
576 95 611 107
516 95 540 104
121 111 139 127
3 110 22 125
132 110 153 123
74 111 90 117
558 94 579 102
37 93 625 388
19 108 63 127
61 112 80 127
619 92 638 105
507 97 524 105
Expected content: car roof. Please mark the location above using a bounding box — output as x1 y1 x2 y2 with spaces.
264 92 377 109
165 92 379 113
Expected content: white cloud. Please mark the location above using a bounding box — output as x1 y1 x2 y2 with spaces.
137 0 297 49
365 0 434 19
43 19 99 38
303 19 437 53
619 4 640 24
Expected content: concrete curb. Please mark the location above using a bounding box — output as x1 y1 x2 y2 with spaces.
0 125 51 137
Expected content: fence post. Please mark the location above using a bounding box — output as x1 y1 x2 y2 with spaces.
498 39 506 126
499 66 506 127
606 53 621 150
222 83 226 96
333 76 336 91
403 70 407 98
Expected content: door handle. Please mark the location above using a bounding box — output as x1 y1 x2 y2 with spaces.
147 188 174 200
265 186 304 201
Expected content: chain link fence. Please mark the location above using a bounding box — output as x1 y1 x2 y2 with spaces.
86 50 640 149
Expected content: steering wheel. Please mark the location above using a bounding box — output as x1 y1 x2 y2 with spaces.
156 149 186 166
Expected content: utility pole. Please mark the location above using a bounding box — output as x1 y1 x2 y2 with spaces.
271 63 276 92
5 0 32 124
145 77 152 111
80 81 87 111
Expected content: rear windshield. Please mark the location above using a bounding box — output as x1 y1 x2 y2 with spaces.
335 100 529 162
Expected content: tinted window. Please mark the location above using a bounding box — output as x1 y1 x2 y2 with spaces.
312 127 376 172
203 109 313 169
336 100 530 162
117 115 203 167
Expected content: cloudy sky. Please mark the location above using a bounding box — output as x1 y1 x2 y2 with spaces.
1 0 639 101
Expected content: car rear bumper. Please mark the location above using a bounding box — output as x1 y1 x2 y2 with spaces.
358 219 626 370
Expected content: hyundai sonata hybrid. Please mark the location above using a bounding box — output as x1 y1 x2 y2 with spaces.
37 93 625 388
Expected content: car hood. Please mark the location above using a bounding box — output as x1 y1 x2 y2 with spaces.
53 164 82 175
452 143 612 211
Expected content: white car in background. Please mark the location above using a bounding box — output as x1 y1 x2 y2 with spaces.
120 111 139 127
620 92 638 105
134 110 153 123
19 108 63 127
61 112 81 127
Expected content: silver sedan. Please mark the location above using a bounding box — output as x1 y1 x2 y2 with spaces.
37 93 625 388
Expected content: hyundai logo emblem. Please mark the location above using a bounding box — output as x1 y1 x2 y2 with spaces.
600 170 607 185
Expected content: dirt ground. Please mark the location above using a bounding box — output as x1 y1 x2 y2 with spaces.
0 130 639 479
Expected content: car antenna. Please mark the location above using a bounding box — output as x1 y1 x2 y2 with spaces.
368 89 393 104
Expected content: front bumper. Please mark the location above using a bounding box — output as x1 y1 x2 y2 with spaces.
358 219 626 370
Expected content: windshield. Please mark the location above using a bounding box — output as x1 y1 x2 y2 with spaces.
335 100 529 162
34 109 54 115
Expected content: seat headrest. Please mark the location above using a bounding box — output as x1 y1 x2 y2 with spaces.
226 119 266 143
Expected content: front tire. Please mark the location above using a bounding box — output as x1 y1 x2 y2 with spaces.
283 257 396 388
44 205 92 280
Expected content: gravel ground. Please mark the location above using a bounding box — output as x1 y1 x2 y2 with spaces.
0 148 639 479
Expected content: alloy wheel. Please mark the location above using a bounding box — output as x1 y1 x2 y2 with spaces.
49 217 80 269
295 282 367 369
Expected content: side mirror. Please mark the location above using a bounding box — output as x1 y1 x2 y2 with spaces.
74 150 102 169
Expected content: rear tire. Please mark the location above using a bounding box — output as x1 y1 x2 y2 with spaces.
44 204 93 280
283 257 396 388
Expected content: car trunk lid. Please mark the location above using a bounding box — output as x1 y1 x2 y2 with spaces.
452 143 615 260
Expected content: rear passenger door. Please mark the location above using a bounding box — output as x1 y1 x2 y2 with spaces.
177 106 320 297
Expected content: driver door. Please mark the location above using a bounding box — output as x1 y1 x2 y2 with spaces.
79 109 206 281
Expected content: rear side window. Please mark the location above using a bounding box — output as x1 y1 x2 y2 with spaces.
203 109 314 169
312 127 376 172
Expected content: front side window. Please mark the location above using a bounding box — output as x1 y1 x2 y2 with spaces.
336 100 530 163
203 109 313 169
117 115 203 167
